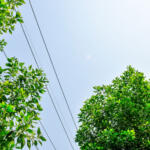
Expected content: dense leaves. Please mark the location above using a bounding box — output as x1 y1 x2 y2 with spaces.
0 0 25 51
0 57 48 149
76 66 150 150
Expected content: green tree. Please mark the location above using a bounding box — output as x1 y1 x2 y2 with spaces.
0 1 49 149
76 66 150 150
0 0 25 51
0 57 48 149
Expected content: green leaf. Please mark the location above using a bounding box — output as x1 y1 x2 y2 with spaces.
40 136 46 141
37 128 41 136
27 140 31 149
27 129 33 134
34 140 38 146
7 105 14 112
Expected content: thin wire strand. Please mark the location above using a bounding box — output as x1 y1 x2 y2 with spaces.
19 23 75 150
3 50 7 59
23 23 43 66
28 0 77 130
35 146 39 150
39 121 56 150
48 87 75 140
19 23 57 150
23 23 76 143
49 87 79 150
22 25 77 148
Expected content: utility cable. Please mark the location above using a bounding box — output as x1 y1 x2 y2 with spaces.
23 23 76 143
3 50 7 59
23 23 43 67
39 120 56 150
35 146 39 150
23 23 77 148
28 0 77 130
19 22 75 150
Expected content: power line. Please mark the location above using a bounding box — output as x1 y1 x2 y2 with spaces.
39 121 56 150
23 23 75 140
21 24 78 148
35 146 39 150
49 87 76 141
19 22 75 150
23 23 77 147
20 22 75 150
3 50 7 59
2 51 56 150
28 0 77 130
23 23 76 143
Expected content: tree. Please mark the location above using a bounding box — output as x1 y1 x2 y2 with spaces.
0 1 49 149
0 57 48 149
76 66 150 150
0 0 25 51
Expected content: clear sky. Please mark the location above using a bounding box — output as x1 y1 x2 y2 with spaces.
1 0 150 149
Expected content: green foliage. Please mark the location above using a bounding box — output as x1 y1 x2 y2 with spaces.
0 39 7 51
0 0 25 51
76 66 150 150
0 57 48 149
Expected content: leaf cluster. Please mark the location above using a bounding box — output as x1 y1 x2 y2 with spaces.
0 0 25 51
76 66 150 150
0 57 48 150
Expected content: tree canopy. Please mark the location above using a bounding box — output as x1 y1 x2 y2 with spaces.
76 66 150 150
0 1 49 149
0 57 48 149
0 0 25 51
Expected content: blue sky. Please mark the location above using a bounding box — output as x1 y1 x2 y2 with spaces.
1 0 150 149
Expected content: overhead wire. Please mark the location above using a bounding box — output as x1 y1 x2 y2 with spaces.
23 24 43 66
49 87 76 140
28 0 78 130
3 50 7 59
17 28 57 148
24 23 78 149
35 146 39 150
19 22 75 150
23 23 76 144
39 121 57 150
